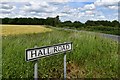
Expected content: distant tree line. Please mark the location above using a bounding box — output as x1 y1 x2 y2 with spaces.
1 16 60 26
85 20 119 28
1 16 119 28
1 16 120 35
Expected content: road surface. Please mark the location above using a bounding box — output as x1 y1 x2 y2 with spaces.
50 27 120 42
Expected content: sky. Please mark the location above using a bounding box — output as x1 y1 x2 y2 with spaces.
0 0 119 23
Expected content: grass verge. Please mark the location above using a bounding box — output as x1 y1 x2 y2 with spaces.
2 27 118 78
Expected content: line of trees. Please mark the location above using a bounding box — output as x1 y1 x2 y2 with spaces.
85 20 119 28
1 16 120 28
1 16 60 26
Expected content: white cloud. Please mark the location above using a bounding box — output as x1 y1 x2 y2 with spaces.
95 0 119 5
1 0 96 2
94 0 119 10
60 4 95 20
99 15 106 19
61 6 86 19
0 0 118 22
90 15 107 21
60 6 71 14
80 10 108 22
46 0 70 3
0 2 16 14
21 1 58 14
108 6 118 9
83 4 96 10
1 0 70 3
0 2 16 10
85 10 94 15
0 11 16 18
1 4 13 9
79 3 96 19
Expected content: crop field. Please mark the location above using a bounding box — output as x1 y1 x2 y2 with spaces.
2 25 52 36
2 25 118 79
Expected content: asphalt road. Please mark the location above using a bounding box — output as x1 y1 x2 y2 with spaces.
50 27 120 42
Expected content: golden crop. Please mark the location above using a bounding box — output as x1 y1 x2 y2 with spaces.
1 25 52 36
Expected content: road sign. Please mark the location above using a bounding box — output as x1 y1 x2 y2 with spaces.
25 42 72 61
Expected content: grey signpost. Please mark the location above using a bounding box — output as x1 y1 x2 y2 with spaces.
25 42 72 79
34 60 38 80
64 52 66 80
34 46 38 80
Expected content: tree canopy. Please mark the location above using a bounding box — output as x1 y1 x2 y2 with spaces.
1 16 119 28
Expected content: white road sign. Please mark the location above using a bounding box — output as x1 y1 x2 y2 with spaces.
25 42 72 61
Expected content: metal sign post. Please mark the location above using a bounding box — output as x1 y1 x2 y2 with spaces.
64 52 66 80
34 60 38 80
34 46 38 80
25 42 72 79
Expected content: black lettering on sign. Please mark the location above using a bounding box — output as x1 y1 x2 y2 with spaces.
31 50 37 58
47 48 50 54
62 45 66 50
54 46 58 53
43 48 46 55
58 45 62 51
66 44 70 50
38 49 43 56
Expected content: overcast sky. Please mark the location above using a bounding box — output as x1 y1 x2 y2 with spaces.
0 0 119 23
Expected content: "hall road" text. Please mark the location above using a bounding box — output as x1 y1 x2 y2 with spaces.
25 42 72 61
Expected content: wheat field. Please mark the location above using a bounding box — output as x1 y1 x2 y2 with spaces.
1 25 52 36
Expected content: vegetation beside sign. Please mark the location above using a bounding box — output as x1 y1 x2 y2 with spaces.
2 25 118 78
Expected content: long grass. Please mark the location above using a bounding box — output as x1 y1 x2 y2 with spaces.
2 26 118 78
